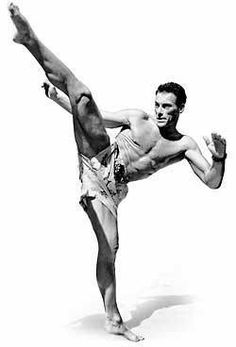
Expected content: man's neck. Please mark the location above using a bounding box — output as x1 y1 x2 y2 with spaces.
159 125 183 141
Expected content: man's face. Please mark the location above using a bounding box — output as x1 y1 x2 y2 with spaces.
155 92 181 128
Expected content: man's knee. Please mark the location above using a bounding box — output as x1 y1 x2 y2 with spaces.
109 239 119 259
99 240 119 263
112 239 119 256
96 258 115 289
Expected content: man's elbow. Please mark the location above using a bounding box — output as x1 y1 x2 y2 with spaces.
205 179 222 189
208 183 221 190
202 168 223 189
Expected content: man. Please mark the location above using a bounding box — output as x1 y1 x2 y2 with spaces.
9 3 226 342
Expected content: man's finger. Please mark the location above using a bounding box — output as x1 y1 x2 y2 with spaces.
41 82 50 97
211 133 217 140
203 136 210 145
222 138 226 145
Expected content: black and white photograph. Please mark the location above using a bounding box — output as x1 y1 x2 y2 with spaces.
1 0 235 346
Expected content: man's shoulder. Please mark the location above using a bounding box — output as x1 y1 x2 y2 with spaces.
180 135 198 150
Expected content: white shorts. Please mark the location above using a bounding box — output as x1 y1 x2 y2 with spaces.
79 143 128 217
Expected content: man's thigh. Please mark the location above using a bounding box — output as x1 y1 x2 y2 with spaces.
71 93 110 158
85 198 119 255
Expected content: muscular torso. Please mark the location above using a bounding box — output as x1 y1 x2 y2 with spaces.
115 114 187 182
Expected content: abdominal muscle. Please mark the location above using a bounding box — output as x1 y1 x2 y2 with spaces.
124 153 184 182
116 128 185 182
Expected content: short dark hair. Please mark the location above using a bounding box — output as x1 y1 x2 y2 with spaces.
155 82 187 107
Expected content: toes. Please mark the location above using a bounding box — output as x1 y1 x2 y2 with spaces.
138 335 145 341
8 3 14 11
9 3 15 13
8 3 20 16
124 330 144 342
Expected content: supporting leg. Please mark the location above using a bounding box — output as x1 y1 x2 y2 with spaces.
9 3 110 157
85 198 144 342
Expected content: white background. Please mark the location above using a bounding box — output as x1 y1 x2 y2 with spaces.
1 0 235 346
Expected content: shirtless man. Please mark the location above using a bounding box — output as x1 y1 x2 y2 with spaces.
9 3 227 342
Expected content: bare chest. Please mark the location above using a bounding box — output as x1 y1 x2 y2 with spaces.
130 118 159 151
126 119 185 161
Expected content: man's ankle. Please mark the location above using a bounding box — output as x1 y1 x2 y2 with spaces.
106 313 123 325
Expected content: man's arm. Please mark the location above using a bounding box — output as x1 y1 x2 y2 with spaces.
42 82 146 128
184 134 227 189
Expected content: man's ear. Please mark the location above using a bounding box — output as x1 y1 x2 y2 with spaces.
179 104 185 113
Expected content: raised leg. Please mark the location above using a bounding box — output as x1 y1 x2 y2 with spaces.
9 3 110 158
85 198 144 342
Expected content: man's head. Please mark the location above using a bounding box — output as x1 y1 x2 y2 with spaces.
155 82 187 128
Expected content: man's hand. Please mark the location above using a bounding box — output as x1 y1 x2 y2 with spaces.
41 81 58 99
42 81 72 114
203 133 227 159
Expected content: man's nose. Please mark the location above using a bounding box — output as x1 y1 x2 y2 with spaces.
156 106 163 115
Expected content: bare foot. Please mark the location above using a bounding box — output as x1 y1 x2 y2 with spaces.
105 319 144 342
8 3 35 44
